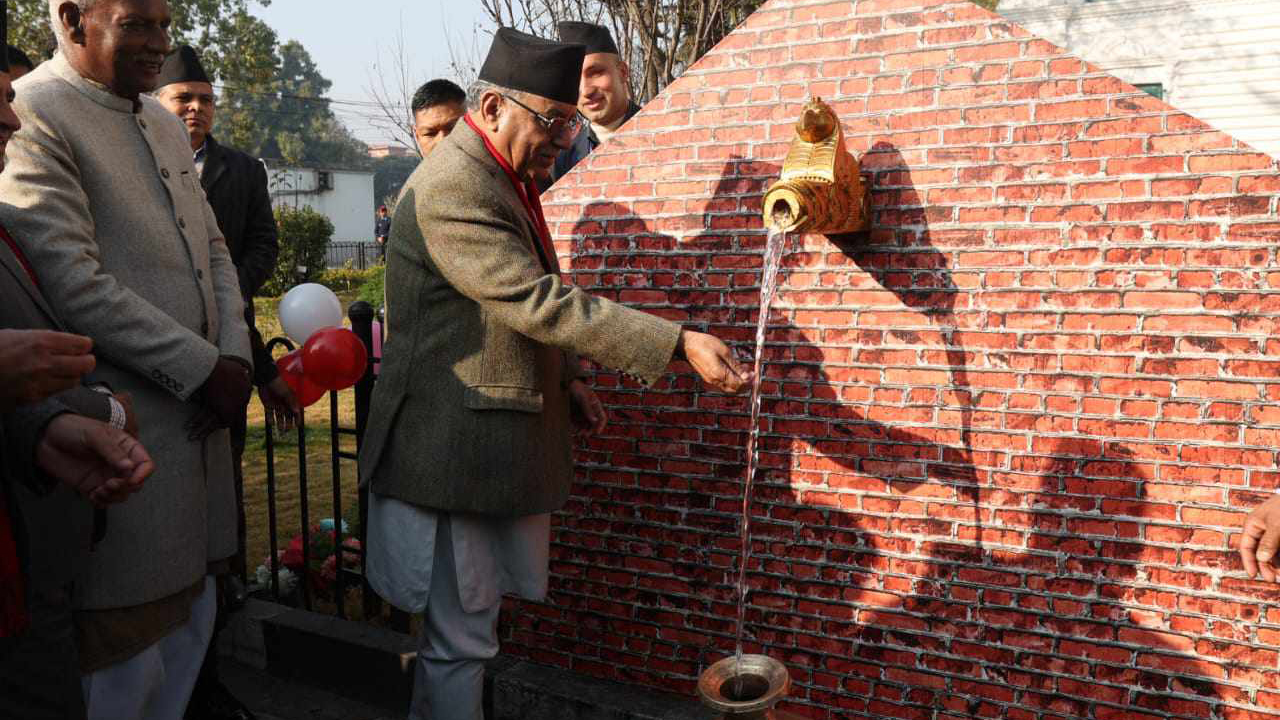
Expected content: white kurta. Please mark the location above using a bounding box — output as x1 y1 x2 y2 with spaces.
366 492 550 614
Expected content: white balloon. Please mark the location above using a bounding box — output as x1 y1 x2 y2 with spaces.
279 283 344 344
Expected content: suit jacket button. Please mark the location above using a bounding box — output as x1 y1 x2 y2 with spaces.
201 322 210 335
197 269 204 279
178 217 186 229
139 118 147 129
161 168 170 179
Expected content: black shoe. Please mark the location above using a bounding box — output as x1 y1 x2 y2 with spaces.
224 575 248 612
186 681 258 720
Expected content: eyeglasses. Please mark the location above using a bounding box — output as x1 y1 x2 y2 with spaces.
501 94 587 139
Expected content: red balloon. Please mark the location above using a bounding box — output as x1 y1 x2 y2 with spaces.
301 328 369 391
276 349 327 407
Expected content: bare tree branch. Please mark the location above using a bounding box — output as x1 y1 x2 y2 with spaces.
364 21 417 155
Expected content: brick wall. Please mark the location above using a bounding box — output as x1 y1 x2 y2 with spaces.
502 1 1280 718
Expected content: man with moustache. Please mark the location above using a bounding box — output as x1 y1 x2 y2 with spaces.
0 4 154 717
153 44 294 720
0 2 253 717
360 28 750 720
545 21 640 187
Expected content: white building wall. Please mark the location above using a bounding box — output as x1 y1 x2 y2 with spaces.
266 166 376 241
998 0 1280 159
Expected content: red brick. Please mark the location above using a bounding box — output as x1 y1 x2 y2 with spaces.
954 41 1022 62
532 3 1280 716
1190 153 1276 172
1035 99 1108 121
1107 156 1186 174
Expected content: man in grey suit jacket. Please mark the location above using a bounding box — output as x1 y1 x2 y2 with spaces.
359 29 749 720
0 2 253 716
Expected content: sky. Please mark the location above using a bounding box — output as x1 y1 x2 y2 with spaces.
251 0 493 145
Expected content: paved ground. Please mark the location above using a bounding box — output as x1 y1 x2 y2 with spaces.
222 659 405 720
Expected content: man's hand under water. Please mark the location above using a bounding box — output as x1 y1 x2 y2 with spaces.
676 330 753 394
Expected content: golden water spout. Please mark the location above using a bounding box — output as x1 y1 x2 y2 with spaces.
762 98 868 235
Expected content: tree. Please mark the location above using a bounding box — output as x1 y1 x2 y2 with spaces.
9 2 368 169
262 206 334 296
214 26 370 168
6 0 270 70
365 20 485 157
365 25 418 156
371 155 420 210
205 10 281 154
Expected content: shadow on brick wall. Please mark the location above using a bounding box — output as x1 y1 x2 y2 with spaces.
546 154 1225 718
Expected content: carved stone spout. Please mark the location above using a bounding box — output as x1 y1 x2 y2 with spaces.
762 98 868 235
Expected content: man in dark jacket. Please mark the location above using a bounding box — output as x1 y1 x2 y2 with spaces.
154 44 297 720
374 205 391 261
544 21 640 188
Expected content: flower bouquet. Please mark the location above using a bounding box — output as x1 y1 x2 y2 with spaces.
253 517 362 604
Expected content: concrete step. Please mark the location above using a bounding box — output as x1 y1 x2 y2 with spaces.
491 660 718 720
228 599 791 720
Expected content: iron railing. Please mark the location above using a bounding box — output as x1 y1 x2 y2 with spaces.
256 301 390 621
325 241 382 270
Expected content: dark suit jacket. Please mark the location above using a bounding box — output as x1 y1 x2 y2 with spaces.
0 224 114 595
200 135 280 384
359 119 680 517
200 135 279 302
547 101 641 188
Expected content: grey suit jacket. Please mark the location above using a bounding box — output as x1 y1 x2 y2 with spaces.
0 55 250 609
0 230 116 594
359 119 681 517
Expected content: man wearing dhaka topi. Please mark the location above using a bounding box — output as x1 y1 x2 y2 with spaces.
359 27 751 720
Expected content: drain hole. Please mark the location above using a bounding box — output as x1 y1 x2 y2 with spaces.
720 673 770 702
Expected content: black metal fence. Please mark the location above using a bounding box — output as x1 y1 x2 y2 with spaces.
325 241 381 270
255 301 407 627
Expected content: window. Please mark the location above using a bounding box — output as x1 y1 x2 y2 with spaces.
318 171 333 191
1135 83 1164 100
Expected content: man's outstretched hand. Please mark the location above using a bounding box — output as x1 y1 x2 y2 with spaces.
36 414 154 507
1240 495 1280 583
0 329 96 412
676 330 752 394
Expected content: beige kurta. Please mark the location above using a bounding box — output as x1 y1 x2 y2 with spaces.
0 55 250 610
365 495 549 614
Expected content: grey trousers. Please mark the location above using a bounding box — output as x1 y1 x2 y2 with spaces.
81 576 216 720
409 519 501 720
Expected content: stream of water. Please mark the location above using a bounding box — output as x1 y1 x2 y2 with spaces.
732 228 790 686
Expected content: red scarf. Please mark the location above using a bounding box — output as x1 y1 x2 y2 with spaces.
0 223 34 636
0 224 40 288
0 488 27 637
463 114 559 275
